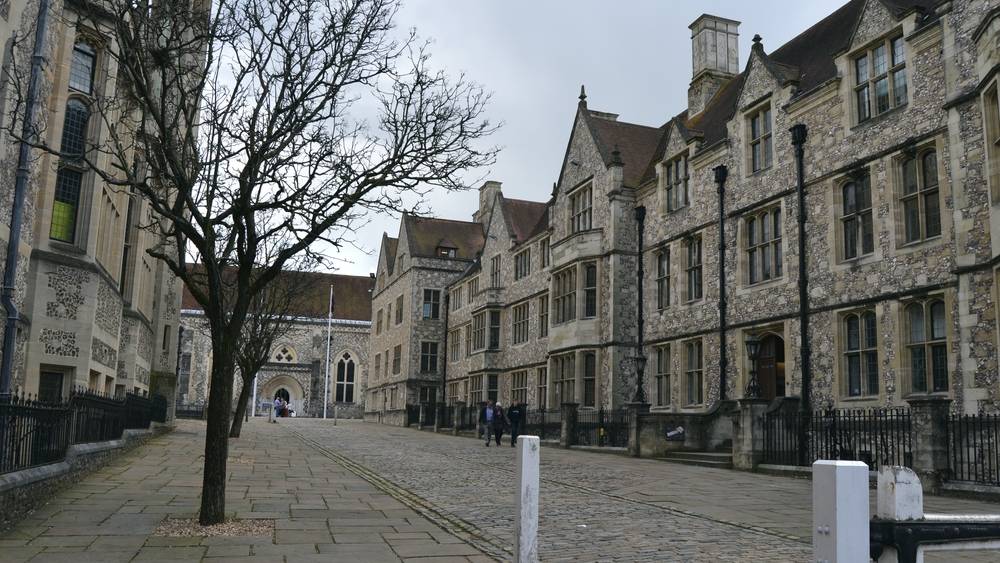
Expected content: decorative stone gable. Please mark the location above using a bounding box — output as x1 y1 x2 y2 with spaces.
736 51 782 111
849 0 896 52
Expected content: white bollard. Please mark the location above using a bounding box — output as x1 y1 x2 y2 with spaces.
813 460 869 563
515 435 540 563
876 466 924 563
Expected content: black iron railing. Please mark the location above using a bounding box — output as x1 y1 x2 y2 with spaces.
763 408 912 468
576 408 629 447
456 405 479 430
521 409 562 441
0 395 71 474
439 405 454 428
1 389 166 475
174 402 206 419
420 403 437 427
405 404 420 426
948 413 1000 486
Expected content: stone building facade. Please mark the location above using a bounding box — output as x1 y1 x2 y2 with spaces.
178 272 373 418
0 0 182 401
371 0 1000 418
365 215 484 424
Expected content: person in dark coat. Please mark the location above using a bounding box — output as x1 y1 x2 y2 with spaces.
507 401 524 447
492 402 509 446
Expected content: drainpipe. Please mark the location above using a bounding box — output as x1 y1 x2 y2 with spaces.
1 0 51 403
631 205 647 404
713 165 729 402
790 123 810 466
441 292 449 410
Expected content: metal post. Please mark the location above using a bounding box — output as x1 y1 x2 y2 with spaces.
632 206 647 404
250 375 257 418
323 284 333 419
791 123 810 467
714 165 729 401
1 0 51 402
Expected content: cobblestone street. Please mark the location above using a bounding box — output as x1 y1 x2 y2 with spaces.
5 419 1000 562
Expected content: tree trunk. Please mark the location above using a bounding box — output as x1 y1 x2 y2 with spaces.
229 374 253 438
199 346 236 525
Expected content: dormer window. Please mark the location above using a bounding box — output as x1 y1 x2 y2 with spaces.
664 154 689 211
569 183 593 233
437 246 457 258
854 35 906 123
749 106 772 173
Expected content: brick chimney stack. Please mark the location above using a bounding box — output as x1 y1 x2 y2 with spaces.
473 180 502 226
688 15 740 117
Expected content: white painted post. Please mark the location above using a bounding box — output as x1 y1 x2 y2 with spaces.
515 435 540 563
813 460 869 563
876 467 923 563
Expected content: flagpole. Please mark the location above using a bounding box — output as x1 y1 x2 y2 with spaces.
323 284 333 419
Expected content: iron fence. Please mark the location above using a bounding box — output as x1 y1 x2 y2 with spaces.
1 389 165 475
576 408 629 447
948 413 1000 486
439 405 454 428
175 402 206 419
0 395 71 474
456 404 479 430
420 403 437 427
763 408 912 468
521 409 562 441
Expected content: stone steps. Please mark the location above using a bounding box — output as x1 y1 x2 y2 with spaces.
658 450 733 470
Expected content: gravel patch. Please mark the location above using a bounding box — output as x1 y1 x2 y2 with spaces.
153 518 275 537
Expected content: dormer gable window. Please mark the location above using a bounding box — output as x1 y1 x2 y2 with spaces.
854 35 906 123
436 246 457 258
664 153 689 212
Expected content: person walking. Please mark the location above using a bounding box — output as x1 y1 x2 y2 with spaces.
272 396 282 423
507 401 524 447
492 402 508 447
481 400 495 446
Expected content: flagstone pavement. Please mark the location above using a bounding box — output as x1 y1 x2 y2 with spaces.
4 417 1000 562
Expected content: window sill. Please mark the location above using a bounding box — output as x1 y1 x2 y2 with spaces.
837 253 879 268
49 240 87 255
839 395 881 403
895 235 944 254
743 276 786 291
749 165 773 177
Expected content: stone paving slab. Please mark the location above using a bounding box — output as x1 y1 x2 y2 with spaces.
0 420 492 562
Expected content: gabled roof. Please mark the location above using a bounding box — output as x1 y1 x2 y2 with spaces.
500 196 549 244
583 110 667 188
401 214 484 260
382 235 399 275
181 270 373 321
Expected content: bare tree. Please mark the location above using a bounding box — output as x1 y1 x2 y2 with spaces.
10 0 497 524
228 263 321 438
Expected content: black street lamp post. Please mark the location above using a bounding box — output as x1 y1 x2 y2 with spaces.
744 336 762 399
632 352 648 404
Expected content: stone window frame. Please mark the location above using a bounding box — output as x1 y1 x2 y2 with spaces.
376 308 383 334
539 237 551 268
448 328 461 363
450 285 463 311
467 277 479 301
747 103 773 174
836 307 880 400
447 381 460 405
490 255 502 288
487 374 499 402
419 341 438 374
852 33 907 125
488 309 501 349
569 182 593 233
900 294 950 396
394 294 403 324
464 323 472 357
469 375 483 405
835 169 876 263
552 265 577 325
536 367 548 410
656 247 670 310
892 142 943 249
421 288 441 320
982 80 1000 204
684 235 704 303
511 301 529 345
581 351 597 408
654 344 672 409
383 349 390 378
373 353 381 381
511 371 528 405
472 312 486 351
335 352 356 403
514 248 531 280
661 151 690 213
582 262 598 319
684 338 704 407
538 293 549 338
743 204 783 286
553 353 576 406
272 344 297 363
392 344 401 375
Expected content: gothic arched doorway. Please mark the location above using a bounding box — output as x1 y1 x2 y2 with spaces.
273 388 290 402
757 334 786 401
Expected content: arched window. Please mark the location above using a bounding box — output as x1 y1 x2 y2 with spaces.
900 150 941 244
843 310 878 397
906 299 948 393
60 98 90 158
69 41 96 95
272 345 297 363
336 352 355 403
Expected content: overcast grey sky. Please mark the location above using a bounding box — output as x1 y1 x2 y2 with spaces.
332 0 847 276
